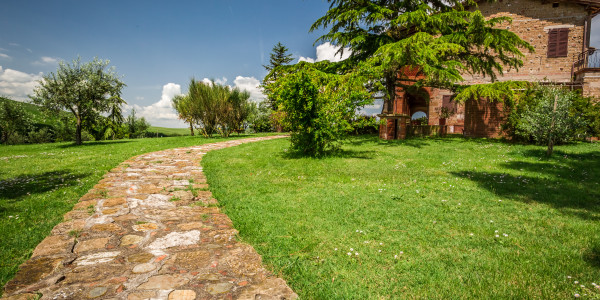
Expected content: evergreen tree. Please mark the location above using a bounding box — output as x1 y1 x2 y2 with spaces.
262 42 294 109
310 0 534 107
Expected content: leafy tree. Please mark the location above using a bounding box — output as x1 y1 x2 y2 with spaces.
310 0 533 106
262 42 294 109
172 94 195 136
31 57 126 145
271 63 371 156
515 86 587 155
248 101 274 132
126 109 150 138
184 79 253 137
0 99 31 144
227 88 252 135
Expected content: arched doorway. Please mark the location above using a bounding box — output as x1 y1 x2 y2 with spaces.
406 90 429 125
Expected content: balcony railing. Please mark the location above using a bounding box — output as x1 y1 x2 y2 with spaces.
572 48 600 77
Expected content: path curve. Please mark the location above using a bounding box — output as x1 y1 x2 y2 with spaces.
2 135 296 300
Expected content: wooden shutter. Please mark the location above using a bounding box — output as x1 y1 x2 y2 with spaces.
557 28 569 57
548 28 569 58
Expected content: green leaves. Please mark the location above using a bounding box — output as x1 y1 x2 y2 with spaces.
311 0 533 104
269 62 371 156
30 57 126 145
175 80 253 138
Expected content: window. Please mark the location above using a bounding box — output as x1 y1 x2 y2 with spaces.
548 28 569 58
442 95 456 110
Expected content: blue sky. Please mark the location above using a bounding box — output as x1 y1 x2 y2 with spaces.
1 0 600 127
0 0 345 127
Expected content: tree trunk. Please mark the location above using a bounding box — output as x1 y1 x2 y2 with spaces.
189 121 194 136
75 116 82 145
547 94 558 156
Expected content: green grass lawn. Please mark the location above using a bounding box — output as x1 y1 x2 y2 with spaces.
147 126 191 137
203 135 600 299
0 133 273 293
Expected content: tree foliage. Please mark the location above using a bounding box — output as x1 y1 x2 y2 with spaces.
262 42 294 109
173 80 253 137
310 0 533 101
172 94 195 136
31 57 126 145
269 62 371 156
0 100 31 144
514 86 587 155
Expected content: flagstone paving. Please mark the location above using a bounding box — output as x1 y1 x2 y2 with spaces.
2 136 297 300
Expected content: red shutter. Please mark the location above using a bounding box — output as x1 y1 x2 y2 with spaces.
557 28 569 57
548 29 558 58
548 28 569 58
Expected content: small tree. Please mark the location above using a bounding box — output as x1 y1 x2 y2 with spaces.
0 99 31 144
126 109 150 138
516 87 587 155
172 94 195 136
271 63 370 156
31 57 126 145
228 88 252 134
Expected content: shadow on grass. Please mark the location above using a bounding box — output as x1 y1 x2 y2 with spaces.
451 150 600 221
58 140 132 148
279 148 376 160
0 170 89 201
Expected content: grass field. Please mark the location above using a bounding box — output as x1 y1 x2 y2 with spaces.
147 126 191 137
203 135 600 299
0 133 272 293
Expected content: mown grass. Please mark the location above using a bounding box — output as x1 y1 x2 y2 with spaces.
147 126 191 137
0 133 273 293
203 135 600 299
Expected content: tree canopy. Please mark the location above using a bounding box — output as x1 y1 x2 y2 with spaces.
310 0 533 98
31 57 126 145
262 42 295 109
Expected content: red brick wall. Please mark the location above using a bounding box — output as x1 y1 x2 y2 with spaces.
463 99 506 138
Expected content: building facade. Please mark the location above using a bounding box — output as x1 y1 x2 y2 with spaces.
379 0 600 140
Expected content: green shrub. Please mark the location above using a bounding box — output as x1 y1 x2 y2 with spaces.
349 116 379 135
513 86 587 154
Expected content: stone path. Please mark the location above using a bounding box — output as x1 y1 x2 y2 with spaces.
2 136 297 300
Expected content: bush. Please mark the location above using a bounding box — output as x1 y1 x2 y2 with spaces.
349 116 379 135
248 101 274 133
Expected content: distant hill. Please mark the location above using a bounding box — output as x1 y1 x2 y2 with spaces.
147 126 191 137
0 96 70 127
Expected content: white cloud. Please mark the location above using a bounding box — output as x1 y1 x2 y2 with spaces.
298 56 315 63
32 56 59 66
297 42 352 63
134 83 185 127
233 76 265 102
0 66 42 101
0 53 10 60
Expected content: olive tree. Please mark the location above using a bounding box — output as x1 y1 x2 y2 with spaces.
31 57 126 145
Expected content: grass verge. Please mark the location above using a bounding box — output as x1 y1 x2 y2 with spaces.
203 135 600 299
0 133 272 293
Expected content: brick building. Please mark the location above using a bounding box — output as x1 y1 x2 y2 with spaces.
379 0 600 140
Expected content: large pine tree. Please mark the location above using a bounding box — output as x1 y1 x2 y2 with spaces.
309 0 534 106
